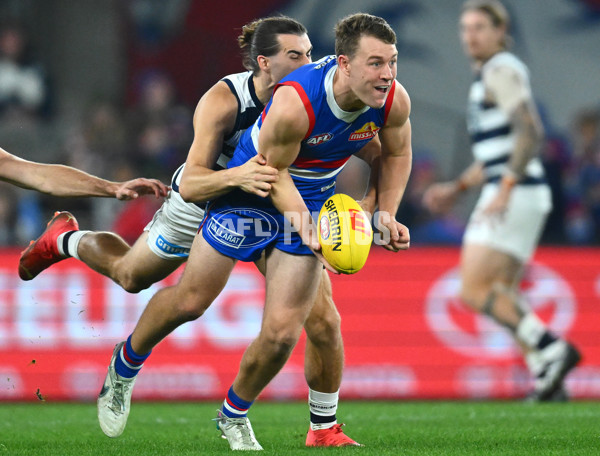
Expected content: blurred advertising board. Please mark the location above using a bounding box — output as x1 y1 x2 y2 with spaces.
1 247 599 401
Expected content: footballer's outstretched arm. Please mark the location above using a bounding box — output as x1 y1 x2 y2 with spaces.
0 147 168 200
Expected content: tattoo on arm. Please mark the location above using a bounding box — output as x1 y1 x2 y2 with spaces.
506 101 544 177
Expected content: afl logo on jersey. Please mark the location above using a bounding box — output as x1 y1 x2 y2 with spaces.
349 122 380 141
306 132 333 146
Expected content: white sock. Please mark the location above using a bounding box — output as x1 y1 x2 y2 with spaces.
525 350 543 376
57 230 90 260
516 313 547 349
309 389 339 431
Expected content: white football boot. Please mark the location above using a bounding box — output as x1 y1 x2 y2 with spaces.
526 339 581 401
214 410 263 451
97 341 137 437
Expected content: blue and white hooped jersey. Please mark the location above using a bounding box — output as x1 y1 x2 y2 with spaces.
171 70 264 192
467 51 545 185
218 71 265 168
229 55 396 201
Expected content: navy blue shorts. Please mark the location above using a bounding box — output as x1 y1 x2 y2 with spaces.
201 190 324 262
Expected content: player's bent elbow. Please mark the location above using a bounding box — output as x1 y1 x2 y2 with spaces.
177 183 195 203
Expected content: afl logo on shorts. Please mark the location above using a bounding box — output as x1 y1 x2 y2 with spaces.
425 263 576 359
206 208 279 249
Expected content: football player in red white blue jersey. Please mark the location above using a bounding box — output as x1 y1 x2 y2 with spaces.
198 12 410 445
86 17 371 449
203 51 405 261
232 54 394 202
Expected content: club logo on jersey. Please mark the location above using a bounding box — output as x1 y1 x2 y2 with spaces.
306 132 333 146
349 122 380 141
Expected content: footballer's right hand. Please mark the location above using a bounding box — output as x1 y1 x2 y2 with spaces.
304 230 339 274
235 154 279 197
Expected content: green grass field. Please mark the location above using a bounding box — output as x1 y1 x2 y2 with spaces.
0 401 598 455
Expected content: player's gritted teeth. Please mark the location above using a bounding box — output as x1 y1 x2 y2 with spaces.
375 85 390 94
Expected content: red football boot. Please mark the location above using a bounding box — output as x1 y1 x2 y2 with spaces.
306 424 361 447
18 211 79 280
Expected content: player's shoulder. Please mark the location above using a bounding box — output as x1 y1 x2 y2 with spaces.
220 70 253 96
266 85 312 140
386 80 411 126
392 80 410 108
271 83 310 120
312 55 337 70
280 55 336 87
194 74 245 122
484 51 529 79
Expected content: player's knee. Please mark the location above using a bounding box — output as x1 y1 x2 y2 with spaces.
304 309 342 347
118 275 152 294
175 289 212 321
259 328 298 362
112 259 154 294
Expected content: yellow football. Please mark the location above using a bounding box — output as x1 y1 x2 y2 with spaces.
317 193 373 274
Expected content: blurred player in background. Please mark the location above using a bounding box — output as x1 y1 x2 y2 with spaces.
21 17 365 447
423 0 580 401
103 12 410 451
0 146 167 201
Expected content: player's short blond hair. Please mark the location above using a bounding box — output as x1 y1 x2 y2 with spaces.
462 0 511 49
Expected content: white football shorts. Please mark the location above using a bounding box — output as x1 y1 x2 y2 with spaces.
144 165 206 260
463 182 552 262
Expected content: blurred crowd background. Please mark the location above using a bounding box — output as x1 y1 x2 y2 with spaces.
0 0 599 248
